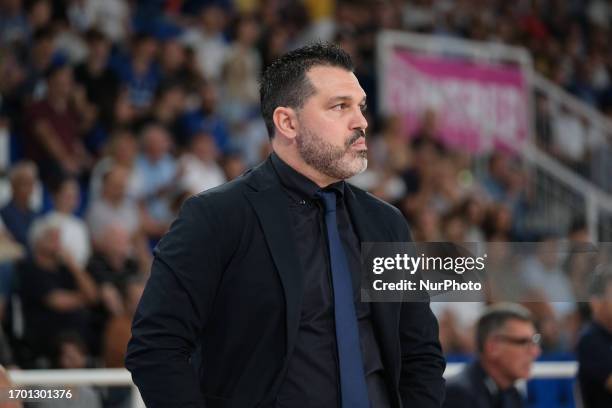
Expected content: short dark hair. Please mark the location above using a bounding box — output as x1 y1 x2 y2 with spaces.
476 303 534 353
259 42 354 138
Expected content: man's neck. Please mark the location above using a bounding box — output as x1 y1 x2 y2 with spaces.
480 359 514 390
272 148 338 189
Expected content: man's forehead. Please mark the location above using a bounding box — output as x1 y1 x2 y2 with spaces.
501 319 535 333
306 66 366 100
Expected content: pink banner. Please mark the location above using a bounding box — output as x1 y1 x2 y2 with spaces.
385 50 529 153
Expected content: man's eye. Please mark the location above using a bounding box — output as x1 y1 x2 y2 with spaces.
332 104 347 111
360 104 368 112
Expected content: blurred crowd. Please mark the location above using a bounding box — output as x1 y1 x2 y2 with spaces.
0 0 611 406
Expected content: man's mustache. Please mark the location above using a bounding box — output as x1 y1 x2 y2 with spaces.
346 129 366 147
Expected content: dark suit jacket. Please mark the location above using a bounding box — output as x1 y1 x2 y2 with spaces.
443 361 524 408
126 156 446 408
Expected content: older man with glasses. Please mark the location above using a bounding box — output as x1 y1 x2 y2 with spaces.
443 303 541 408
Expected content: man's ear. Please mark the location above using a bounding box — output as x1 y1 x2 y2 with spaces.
272 107 298 140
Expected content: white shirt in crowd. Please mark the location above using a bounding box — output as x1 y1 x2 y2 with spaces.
179 154 226 195
33 212 91 268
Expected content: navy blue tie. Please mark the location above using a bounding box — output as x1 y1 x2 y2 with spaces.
317 190 370 408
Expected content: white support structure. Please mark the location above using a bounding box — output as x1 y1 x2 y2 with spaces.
376 30 612 241
5 364 578 408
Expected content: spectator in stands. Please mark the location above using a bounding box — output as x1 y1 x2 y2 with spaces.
102 277 145 407
410 206 442 242
182 4 229 81
400 138 441 217
87 224 142 318
86 164 141 242
0 161 39 249
71 0 129 44
39 333 102 408
577 266 612 408
17 219 98 362
521 235 576 350
220 14 261 127
134 80 186 139
443 303 541 408
178 131 226 195
0 0 28 47
16 26 56 102
481 204 513 241
88 129 143 202
480 152 524 206
455 197 486 243
32 177 90 268
179 80 231 151
158 31 189 84
135 123 178 229
73 29 120 132
86 164 151 268
25 63 95 186
111 32 160 111
103 277 145 368
220 152 246 181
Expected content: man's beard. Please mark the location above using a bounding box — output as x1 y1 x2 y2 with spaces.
296 126 368 181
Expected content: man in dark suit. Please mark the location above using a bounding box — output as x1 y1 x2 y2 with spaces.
443 304 541 408
126 43 445 408
577 266 612 408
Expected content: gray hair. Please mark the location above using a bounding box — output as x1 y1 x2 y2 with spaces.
9 161 38 184
28 217 62 249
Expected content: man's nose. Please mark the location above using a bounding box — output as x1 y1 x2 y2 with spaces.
352 106 368 132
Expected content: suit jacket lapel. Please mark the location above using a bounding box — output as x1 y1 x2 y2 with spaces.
243 160 305 362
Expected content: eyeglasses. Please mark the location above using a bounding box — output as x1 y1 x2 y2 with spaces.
493 333 541 348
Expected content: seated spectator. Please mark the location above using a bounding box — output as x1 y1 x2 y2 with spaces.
521 235 577 350
24 63 95 186
135 124 178 227
133 80 186 138
220 14 261 127
86 165 151 269
577 266 612 408
0 161 39 249
111 32 160 111
86 165 141 241
443 303 541 408
37 333 102 408
17 220 98 363
181 4 229 82
220 152 246 181
179 81 230 151
73 29 120 132
88 129 143 202
87 224 142 317
178 131 226 195
101 278 144 408
479 152 527 216
32 177 90 267
103 277 144 368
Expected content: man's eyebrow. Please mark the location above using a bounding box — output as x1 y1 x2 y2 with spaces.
328 95 368 104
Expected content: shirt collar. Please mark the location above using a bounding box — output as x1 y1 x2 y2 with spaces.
270 152 345 201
